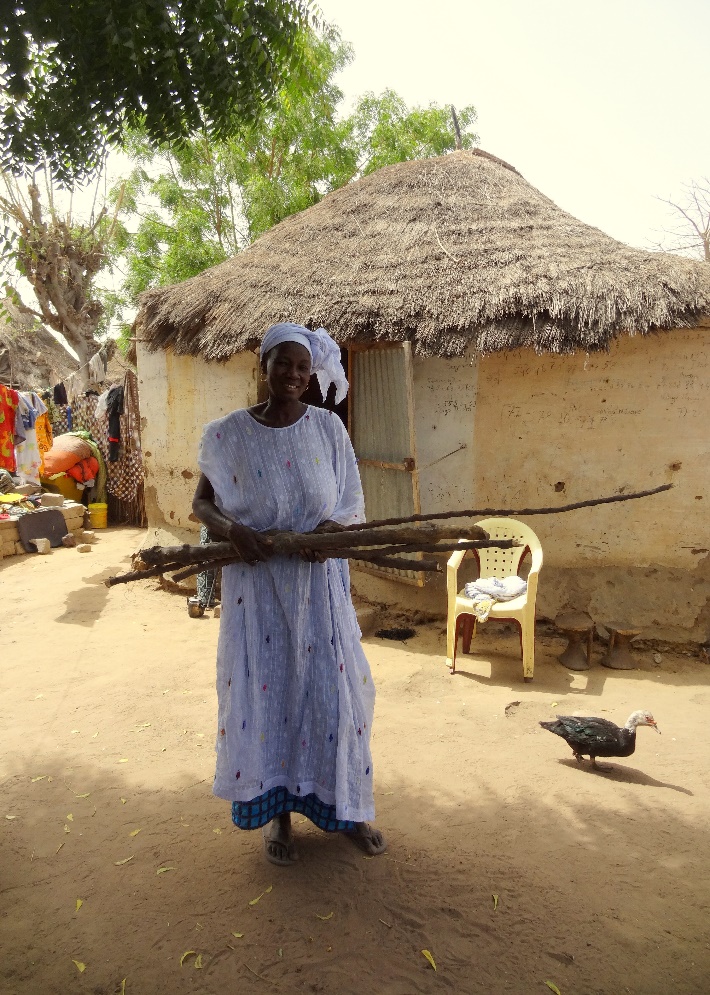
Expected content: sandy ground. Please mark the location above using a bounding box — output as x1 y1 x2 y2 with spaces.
1 527 710 995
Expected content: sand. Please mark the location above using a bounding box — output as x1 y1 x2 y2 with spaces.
1 527 709 995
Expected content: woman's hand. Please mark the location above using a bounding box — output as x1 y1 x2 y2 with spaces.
299 521 343 562
299 547 327 563
313 520 346 534
227 522 274 565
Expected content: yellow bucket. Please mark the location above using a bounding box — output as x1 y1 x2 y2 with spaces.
88 502 108 529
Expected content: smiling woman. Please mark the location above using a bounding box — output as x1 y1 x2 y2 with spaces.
191 322 386 866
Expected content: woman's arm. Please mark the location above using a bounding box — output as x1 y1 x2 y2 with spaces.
192 474 273 564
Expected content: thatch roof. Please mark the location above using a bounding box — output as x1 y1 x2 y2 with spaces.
137 149 710 359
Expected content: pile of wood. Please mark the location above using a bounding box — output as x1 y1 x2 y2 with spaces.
107 522 514 587
105 484 672 589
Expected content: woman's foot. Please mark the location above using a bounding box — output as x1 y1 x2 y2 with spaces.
262 813 298 866
345 822 387 855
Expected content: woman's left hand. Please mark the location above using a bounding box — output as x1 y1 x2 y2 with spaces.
299 520 344 562
299 547 327 563
313 520 345 534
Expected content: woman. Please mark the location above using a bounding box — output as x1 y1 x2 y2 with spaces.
193 322 386 866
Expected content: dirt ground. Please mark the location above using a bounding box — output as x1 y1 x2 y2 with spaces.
2 527 709 995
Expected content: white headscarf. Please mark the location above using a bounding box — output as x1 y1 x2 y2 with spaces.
260 322 349 404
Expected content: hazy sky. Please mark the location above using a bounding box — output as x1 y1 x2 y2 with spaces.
315 0 709 250
17 0 710 358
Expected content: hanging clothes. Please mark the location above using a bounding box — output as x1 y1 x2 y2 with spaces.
106 385 124 462
88 351 106 385
35 410 53 476
0 385 19 471
94 386 112 419
106 372 143 504
53 382 68 405
15 391 47 486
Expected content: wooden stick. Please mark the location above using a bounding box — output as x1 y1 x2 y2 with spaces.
169 550 440 582
162 537 511 578
340 483 673 530
105 563 173 587
139 522 489 568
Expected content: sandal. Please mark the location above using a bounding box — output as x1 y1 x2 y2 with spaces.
345 822 387 856
262 823 299 866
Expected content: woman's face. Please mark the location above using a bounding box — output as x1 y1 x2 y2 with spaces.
263 341 312 402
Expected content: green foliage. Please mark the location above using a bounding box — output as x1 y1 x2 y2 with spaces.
351 91 478 176
114 24 477 315
0 0 312 184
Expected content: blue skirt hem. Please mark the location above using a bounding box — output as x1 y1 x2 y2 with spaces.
231 786 356 832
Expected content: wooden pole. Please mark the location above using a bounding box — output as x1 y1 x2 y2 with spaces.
341 483 673 531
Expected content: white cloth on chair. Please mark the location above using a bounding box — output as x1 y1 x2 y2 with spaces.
463 576 528 622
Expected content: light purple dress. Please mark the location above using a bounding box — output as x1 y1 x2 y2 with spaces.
198 406 376 824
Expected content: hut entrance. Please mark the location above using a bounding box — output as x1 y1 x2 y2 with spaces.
350 342 424 587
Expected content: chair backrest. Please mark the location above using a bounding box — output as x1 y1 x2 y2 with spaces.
474 517 543 578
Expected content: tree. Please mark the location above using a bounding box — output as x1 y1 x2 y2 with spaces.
112 25 477 325
0 173 123 387
0 0 312 184
655 179 710 263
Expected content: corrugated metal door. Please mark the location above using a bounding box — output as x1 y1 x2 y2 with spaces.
350 342 424 586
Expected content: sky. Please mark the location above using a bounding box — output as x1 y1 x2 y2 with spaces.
10 0 709 357
314 0 710 250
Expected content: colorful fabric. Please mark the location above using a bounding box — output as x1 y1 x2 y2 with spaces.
15 392 47 486
48 403 70 436
0 385 19 471
43 433 93 475
45 374 143 508
65 456 99 486
198 405 374 824
232 787 356 832
35 412 53 476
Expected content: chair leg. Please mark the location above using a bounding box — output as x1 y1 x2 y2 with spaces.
461 614 476 654
446 610 458 672
521 617 535 682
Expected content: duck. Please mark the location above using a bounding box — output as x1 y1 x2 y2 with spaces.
539 710 660 770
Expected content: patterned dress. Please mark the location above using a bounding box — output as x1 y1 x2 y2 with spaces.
198 406 375 830
0 386 19 472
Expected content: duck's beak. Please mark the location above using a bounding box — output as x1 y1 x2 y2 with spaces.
651 722 661 734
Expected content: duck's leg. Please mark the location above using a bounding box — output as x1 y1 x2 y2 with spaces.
590 756 614 772
573 751 584 763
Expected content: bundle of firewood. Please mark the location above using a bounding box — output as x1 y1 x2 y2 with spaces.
106 522 514 587
105 484 671 589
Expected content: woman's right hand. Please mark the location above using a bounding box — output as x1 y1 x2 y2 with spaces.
227 522 274 565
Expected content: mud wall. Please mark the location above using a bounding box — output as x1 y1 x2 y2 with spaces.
353 328 710 643
137 345 257 546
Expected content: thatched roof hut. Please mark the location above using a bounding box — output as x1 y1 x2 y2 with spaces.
137 149 710 359
135 150 710 645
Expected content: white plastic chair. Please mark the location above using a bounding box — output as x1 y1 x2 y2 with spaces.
445 518 543 681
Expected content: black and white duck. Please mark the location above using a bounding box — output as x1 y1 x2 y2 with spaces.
539 710 660 770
